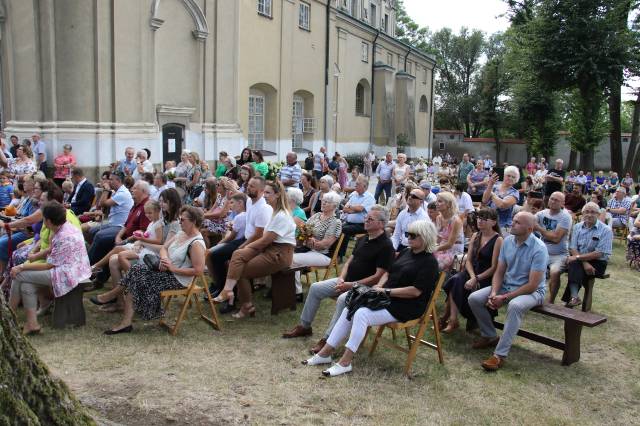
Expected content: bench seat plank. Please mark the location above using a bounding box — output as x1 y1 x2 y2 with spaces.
532 304 607 327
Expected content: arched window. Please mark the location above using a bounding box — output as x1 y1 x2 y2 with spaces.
419 95 428 113
355 83 365 115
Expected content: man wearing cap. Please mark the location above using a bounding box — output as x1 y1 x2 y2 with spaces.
278 152 302 188
607 186 631 230
419 180 437 209
391 188 429 253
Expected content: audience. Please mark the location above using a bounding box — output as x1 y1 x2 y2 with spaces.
337 175 375 259
483 165 520 233
390 188 428 253
607 187 631 230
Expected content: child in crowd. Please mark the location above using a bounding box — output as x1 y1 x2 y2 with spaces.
8 186 22 209
89 200 164 273
0 172 14 209
61 180 74 205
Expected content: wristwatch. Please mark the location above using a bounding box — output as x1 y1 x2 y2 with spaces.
385 288 391 296
576 254 581 261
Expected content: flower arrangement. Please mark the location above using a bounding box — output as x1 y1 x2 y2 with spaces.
266 160 284 181
296 222 315 243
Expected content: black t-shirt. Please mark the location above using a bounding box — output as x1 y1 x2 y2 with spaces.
345 233 394 283
544 169 565 196
384 249 439 322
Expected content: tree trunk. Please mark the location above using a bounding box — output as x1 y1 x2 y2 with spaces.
0 293 94 425
625 92 640 177
608 85 623 173
493 125 501 165
580 150 594 172
568 150 578 171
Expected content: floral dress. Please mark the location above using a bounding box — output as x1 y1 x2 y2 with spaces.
434 217 464 271
8 159 36 182
202 194 228 234
47 222 91 298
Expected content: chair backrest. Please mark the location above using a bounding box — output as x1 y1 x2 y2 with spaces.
327 233 345 260
422 271 447 320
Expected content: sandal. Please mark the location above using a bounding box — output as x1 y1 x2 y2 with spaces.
442 319 459 334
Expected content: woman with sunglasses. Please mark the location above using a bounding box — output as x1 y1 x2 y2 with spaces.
440 208 503 333
482 165 520 234
303 219 439 377
214 180 295 319
102 206 206 335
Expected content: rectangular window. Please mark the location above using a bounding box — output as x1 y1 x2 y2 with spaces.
384 14 389 33
361 42 369 63
249 95 265 150
257 0 272 17
387 52 393 66
370 3 377 28
299 2 310 30
439 142 445 151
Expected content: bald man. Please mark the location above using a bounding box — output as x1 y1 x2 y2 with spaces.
468 212 549 371
278 152 302 187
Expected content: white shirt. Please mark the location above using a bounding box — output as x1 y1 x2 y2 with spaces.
457 191 474 214
265 211 296 246
245 196 273 240
71 178 87 204
422 192 437 210
132 160 153 180
391 207 429 250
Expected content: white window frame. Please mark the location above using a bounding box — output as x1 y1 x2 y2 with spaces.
361 42 369 63
369 3 377 28
249 95 265 150
292 96 304 149
257 0 272 17
299 2 310 30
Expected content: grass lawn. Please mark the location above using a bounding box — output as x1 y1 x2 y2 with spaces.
26 243 640 425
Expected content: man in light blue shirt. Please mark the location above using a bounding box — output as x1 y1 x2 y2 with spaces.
31 134 47 175
278 152 302 188
115 147 137 176
391 189 428 252
469 211 548 371
374 151 395 204
338 175 375 258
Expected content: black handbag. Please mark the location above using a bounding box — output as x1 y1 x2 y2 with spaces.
143 253 161 271
344 284 391 320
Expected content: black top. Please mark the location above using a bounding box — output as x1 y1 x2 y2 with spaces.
544 169 565 196
304 157 314 171
345 233 395 283
301 188 316 210
470 233 499 287
384 249 439 322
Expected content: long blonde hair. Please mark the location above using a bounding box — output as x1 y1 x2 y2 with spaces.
266 180 290 216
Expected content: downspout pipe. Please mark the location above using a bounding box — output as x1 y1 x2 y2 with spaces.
368 29 380 153
323 0 330 151
428 65 435 159
403 48 410 72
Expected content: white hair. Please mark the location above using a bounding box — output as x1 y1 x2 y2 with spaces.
322 191 342 206
319 175 334 186
136 150 148 160
134 180 150 194
504 165 520 182
286 187 304 205
407 219 438 253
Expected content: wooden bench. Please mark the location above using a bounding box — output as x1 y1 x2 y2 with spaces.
493 303 606 366
52 285 86 329
270 267 305 315
581 273 609 312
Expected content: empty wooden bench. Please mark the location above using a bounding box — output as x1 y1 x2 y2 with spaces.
493 303 606 366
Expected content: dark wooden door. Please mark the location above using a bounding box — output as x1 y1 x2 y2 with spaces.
162 124 184 164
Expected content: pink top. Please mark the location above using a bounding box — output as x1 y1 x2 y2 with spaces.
53 153 76 179
47 221 91 297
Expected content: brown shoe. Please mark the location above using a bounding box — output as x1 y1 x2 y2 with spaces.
471 336 500 349
282 325 313 339
481 354 505 371
309 338 327 354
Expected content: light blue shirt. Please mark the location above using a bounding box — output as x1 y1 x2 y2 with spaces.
345 190 375 224
570 220 613 261
107 185 134 227
391 207 428 249
376 160 395 181
498 233 548 295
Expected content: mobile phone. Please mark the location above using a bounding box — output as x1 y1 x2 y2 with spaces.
493 167 504 181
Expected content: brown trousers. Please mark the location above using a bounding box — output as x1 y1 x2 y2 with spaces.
227 243 294 304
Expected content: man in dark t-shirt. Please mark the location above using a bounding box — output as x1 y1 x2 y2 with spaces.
544 158 565 204
564 183 586 217
282 205 394 354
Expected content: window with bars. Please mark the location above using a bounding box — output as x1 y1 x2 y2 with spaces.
361 42 369 63
299 2 310 30
257 0 272 17
249 95 265 150
355 83 365 115
292 96 304 149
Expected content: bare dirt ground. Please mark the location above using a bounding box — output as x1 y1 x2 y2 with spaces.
27 244 640 425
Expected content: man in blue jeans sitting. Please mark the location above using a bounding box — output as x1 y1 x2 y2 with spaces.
468 211 548 371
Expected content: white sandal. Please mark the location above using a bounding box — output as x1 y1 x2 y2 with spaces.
322 363 352 377
302 354 332 366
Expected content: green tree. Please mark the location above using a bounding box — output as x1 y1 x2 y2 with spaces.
394 0 432 54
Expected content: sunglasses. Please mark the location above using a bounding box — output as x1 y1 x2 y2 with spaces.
178 216 190 223
405 232 418 240
408 194 424 201
365 216 380 223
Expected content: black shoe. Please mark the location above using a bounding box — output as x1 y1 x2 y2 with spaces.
104 325 133 335
263 288 272 299
296 293 304 303
219 301 236 314
89 295 116 306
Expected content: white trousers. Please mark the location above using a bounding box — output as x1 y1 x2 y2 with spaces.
291 250 331 294
326 307 397 353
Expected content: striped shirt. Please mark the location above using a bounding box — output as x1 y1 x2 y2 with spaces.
607 197 632 224
278 163 302 187
306 212 342 255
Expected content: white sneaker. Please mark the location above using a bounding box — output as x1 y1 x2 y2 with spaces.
322 363 352 377
302 354 332 366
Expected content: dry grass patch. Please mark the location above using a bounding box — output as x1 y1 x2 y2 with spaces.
23 244 640 425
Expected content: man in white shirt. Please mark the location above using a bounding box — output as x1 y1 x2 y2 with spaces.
31 134 47 174
391 188 429 252
207 176 272 310
132 150 154 181
338 175 375 258
432 154 442 174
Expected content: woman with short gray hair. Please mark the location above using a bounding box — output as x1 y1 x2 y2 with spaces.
290 191 343 294
303 219 440 377
482 165 520 233
308 174 334 215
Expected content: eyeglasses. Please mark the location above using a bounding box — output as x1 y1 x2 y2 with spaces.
179 216 190 223
365 216 381 223
408 194 424 201
404 232 418 240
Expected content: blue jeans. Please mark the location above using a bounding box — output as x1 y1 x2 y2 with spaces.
374 181 392 204
88 225 122 282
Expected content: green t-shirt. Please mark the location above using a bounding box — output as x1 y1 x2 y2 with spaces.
253 162 268 177
215 164 226 178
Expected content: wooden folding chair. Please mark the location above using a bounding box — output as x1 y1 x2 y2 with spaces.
304 234 345 285
159 274 222 335
368 271 446 376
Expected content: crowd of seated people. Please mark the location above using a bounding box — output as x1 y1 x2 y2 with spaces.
1 140 630 373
